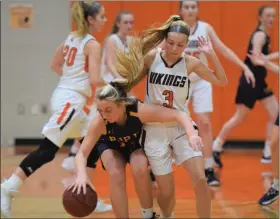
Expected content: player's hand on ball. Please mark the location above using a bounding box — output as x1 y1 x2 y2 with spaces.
189 135 203 151
68 174 94 195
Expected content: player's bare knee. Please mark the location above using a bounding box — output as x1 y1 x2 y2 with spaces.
131 164 148 180
108 167 126 187
198 119 211 134
194 177 209 194
232 114 245 126
159 185 175 201
130 154 149 178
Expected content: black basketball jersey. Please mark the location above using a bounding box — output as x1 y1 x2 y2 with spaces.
104 99 143 148
244 28 271 79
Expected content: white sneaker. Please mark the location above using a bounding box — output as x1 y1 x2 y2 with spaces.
261 144 272 164
1 184 13 218
94 200 112 213
61 156 76 173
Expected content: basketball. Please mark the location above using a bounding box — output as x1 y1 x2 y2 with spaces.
62 185 98 218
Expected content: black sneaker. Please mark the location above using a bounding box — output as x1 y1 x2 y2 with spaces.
259 187 279 206
205 168 220 187
151 212 160 219
213 151 223 168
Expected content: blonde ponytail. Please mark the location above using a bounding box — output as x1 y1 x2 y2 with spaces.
72 2 89 37
114 38 144 92
141 15 188 55
72 1 103 37
95 38 144 104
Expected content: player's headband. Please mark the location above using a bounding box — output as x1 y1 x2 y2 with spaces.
168 25 190 36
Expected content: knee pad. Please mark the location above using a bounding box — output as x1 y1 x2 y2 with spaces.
19 138 59 177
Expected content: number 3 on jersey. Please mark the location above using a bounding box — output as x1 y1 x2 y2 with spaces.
162 90 174 108
63 45 77 67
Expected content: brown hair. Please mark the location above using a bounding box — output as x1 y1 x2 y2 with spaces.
111 11 133 34
257 5 274 27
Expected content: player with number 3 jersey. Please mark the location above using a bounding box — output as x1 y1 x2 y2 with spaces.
130 15 228 218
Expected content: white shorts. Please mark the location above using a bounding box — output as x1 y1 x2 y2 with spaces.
187 79 213 113
42 88 90 147
142 124 202 176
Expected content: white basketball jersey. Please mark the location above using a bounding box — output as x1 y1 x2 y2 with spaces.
145 48 191 114
184 21 209 82
101 34 131 82
57 33 95 97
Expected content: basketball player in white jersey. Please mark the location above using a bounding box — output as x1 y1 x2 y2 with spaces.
101 11 134 83
62 11 135 172
126 15 228 218
178 0 256 185
1 2 110 217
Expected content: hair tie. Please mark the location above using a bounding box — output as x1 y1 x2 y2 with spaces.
109 82 127 98
174 16 182 21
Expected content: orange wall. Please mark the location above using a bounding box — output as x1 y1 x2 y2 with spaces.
72 1 279 141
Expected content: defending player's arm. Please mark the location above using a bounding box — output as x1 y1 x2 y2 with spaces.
186 36 228 86
138 102 203 151
265 51 280 61
247 51 279 73
207 24 256 87
85 40 107 87
71 114 106 194
265 61 279 73
50 42 64 76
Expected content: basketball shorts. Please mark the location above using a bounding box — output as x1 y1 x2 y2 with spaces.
187 79 213 113
42 88 90 147
95 137 143 170
235 74 273 109
142 123 202 176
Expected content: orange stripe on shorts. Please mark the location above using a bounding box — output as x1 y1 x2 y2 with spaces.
57 102 71 125
83 106 90 115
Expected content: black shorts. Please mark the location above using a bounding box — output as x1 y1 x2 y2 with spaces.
86 135 109 168
96 139 142 170
275 115 279 126
235 74 273 109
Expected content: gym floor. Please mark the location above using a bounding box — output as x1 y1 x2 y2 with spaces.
1 148 279 218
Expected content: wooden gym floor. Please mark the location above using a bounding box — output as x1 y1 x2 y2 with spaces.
1 147 279 218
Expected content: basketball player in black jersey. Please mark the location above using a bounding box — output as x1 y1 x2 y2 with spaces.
69 41 204 218
213 5 278 167
248 51 279 205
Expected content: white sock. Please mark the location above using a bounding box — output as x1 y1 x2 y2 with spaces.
204 157 215 169
141 208 153 218
212 138 224 152
70 143 79 154
162 212 174 219
263 140 271 157
2 174 23 192
272 178 279 191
